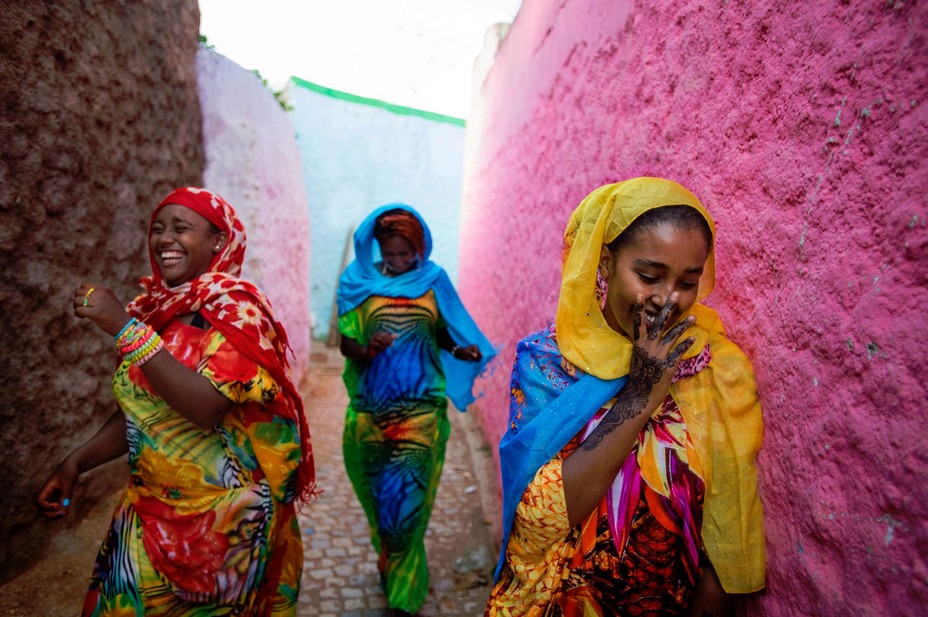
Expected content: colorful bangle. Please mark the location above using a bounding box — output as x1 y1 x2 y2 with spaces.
125 332 161 364
119 322 154 355
117 319 145 344
114 318 139 342
117 321 149 350
121 331 152 354
134 338 164 367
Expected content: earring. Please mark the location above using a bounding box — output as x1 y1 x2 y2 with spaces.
595 268 608 311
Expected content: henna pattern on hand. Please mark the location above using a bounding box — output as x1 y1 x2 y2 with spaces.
581 346 664 450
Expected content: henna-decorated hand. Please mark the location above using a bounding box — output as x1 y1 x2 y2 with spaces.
627 291 695 411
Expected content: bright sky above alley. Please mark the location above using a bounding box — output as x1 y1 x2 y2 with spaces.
198 0 522 118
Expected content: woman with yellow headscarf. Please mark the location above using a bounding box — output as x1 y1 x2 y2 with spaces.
486 178 765 616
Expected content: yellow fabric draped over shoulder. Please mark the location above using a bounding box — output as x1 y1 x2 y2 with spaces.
555 177 765 593
674 309 766 593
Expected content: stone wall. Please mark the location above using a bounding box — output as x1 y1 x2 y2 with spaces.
197 49 313 377
459 1 927 614
0 0 204 582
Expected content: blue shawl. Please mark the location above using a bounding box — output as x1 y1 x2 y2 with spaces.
494 324 626 580
336 204 496 411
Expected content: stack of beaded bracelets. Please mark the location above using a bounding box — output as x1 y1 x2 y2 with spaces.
115 317 163 367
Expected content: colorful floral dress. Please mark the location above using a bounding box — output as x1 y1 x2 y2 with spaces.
82 318 304 617
339 291 450 613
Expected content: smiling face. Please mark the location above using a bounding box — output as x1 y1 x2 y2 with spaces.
378 234 417 276
150 204 227 286
600 222 709 339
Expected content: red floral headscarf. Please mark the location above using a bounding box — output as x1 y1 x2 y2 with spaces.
127 187 316 504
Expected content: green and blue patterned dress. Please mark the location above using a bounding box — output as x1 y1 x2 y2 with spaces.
339 291 450 613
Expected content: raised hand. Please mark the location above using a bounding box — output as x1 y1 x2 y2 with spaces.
564 292 696 526
73 283 132 337
579 292 694 453
626 291 696 408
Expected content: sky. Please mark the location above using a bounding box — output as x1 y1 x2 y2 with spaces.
198 0 522 119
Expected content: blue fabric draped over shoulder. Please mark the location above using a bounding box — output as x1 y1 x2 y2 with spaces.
336 203 497 411
495 324 626 580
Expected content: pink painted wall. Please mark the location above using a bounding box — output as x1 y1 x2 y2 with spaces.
459 1 927 615
197 49 313 380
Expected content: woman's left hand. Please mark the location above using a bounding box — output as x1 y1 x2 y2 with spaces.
73 284 131 337
453 344 482 362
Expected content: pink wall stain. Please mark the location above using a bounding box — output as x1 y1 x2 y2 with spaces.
459 1 927 614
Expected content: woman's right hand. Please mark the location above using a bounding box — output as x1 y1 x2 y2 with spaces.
36 458 80 519
562 292 696 527
627 292 695 410
365 331 396 358
73 283 131 337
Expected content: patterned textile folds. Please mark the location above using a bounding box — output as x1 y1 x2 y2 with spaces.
336 205 495 613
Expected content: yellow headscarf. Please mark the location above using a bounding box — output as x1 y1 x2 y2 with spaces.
556 177 717 378
556 177 766 593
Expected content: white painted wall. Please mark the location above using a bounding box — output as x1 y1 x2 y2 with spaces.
290 79 466 340
197 48 312 377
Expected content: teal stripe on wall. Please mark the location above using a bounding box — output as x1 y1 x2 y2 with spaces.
291 76 466 127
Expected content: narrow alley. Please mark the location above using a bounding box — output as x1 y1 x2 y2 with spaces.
296 346 499 616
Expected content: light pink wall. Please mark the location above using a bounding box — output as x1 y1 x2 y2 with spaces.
197 49 312 379
459 1 927 614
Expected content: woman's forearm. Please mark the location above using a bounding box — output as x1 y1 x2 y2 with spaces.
561 357 669 527
138 350 231 429
686 561 732 617
435 327 456 352
66 410 129 474
340 335 370 360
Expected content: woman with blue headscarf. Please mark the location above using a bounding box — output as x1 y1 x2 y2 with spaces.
336 205 496 615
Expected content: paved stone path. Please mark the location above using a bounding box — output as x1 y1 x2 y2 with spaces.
296 347 498 616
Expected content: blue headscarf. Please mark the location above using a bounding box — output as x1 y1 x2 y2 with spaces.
336 204 496 410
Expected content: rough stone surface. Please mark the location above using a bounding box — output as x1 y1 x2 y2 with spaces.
459 1 927 615
0 0 204 583
197 48 313 378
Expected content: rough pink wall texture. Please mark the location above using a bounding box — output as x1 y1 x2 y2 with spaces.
459 1 927 615
197 49 312 379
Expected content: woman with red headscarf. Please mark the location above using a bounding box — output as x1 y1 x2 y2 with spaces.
36 187 315 616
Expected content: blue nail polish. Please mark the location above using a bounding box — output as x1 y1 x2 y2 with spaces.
62 498 70 507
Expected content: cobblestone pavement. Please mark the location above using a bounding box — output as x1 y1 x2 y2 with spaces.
296 346 499 616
